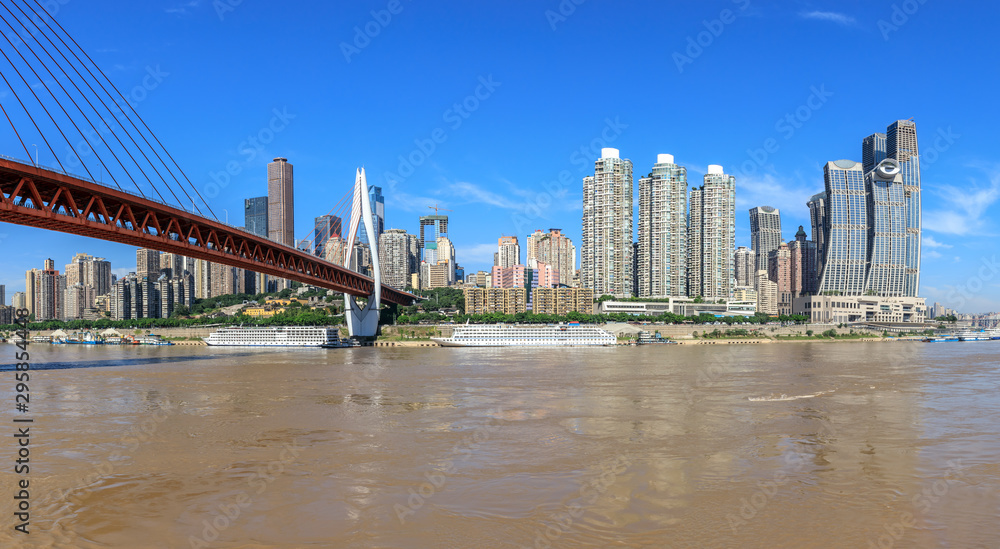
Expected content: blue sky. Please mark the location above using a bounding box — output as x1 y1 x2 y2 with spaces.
1 0 998 313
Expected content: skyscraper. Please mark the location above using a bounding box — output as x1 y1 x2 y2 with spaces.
582 148 633 298
886 119 920 296
687 165 736 300
817 160 868 295
496 236 520 268
637 154 688 298
862 132 887 174
734 246 756 288
526 229 576 288
136 249 161 279
314 215 343 256
267 157 294 246
863 158 907 297
358 185 385 246
419 215 448 264
789 226 818 297
0 284 4 306
378 229 420 289
749 206 782 273
807 192 828 279
244 196 269 238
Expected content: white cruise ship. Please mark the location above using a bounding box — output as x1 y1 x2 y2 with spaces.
203 326 345 347
432 323 616 347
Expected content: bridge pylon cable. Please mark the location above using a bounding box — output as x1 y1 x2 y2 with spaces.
0 5 160 201
25 0 218 220
5 0 186 208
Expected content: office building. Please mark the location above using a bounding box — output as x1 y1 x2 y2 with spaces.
419 215 448 264
496 236 520 268
0 284 4 306
817 160 868 296
862 132 887 174
886 119 921 296
378 229 420 289
789 226 818 297
314 215 343 257
267 157 294 246
749 206 782 273
687 165 736 300
526 229 576 287
582 148 633 298
358 185 385 246
244 196 269 238
734 246 756 288
637 154 688 298
864 158 908 297
794 295 926 324
807 191 828 278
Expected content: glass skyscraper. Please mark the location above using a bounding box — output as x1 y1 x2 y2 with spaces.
887 120 920 297
817 160 868 296
749 205 782 273
314 215 343 256
864 159 907 296
862 132 887 174
244 196 268 238
358 185 385 246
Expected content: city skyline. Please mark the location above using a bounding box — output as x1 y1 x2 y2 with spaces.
0 2 995 312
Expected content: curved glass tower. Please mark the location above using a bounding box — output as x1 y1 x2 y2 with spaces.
817 160 867 295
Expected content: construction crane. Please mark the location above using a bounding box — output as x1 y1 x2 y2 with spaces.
428 204 453 215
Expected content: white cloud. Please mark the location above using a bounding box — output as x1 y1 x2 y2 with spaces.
445 181 520 209
455 243 497 265
166 1 200 14
799 11 857 26
925 167 1000 235
924 250 942 259
922 235 952 249
112 267 135 278
734 172 814 222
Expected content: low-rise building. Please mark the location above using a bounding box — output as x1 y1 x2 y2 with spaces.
793 295 927 324
531 287 594 315
463 288 527 315
598 297 756 318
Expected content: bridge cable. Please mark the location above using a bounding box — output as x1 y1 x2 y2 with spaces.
6 1 184 208
27 0 218 220
0 100 32 162
0 6 154 200
0 27 90 181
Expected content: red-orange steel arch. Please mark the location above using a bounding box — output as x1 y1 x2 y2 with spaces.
0 158 415 305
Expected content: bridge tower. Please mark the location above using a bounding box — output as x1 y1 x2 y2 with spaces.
342 168 382 338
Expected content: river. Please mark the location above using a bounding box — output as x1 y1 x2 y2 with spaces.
0 342 997 548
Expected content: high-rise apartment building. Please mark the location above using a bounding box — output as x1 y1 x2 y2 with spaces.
496 236 520 268
749 206 782 273
267 157 294 246
12 292 26 310
886 119 921 296
490 265 525 289
323 237 348 266
734 246 756 288
767 242 792 315
582 148 633 298
637 154 688 298
0 284 5 306
358 185 385 246
687 165 736 300
378 229 420 289
419 215 448 264
244 196 269 238
314 215 343 256
526 229 575 287
136 249 161 279
159 253 183 279
32 259 65 321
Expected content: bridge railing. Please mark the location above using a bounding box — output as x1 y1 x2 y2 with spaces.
1 154 406 294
